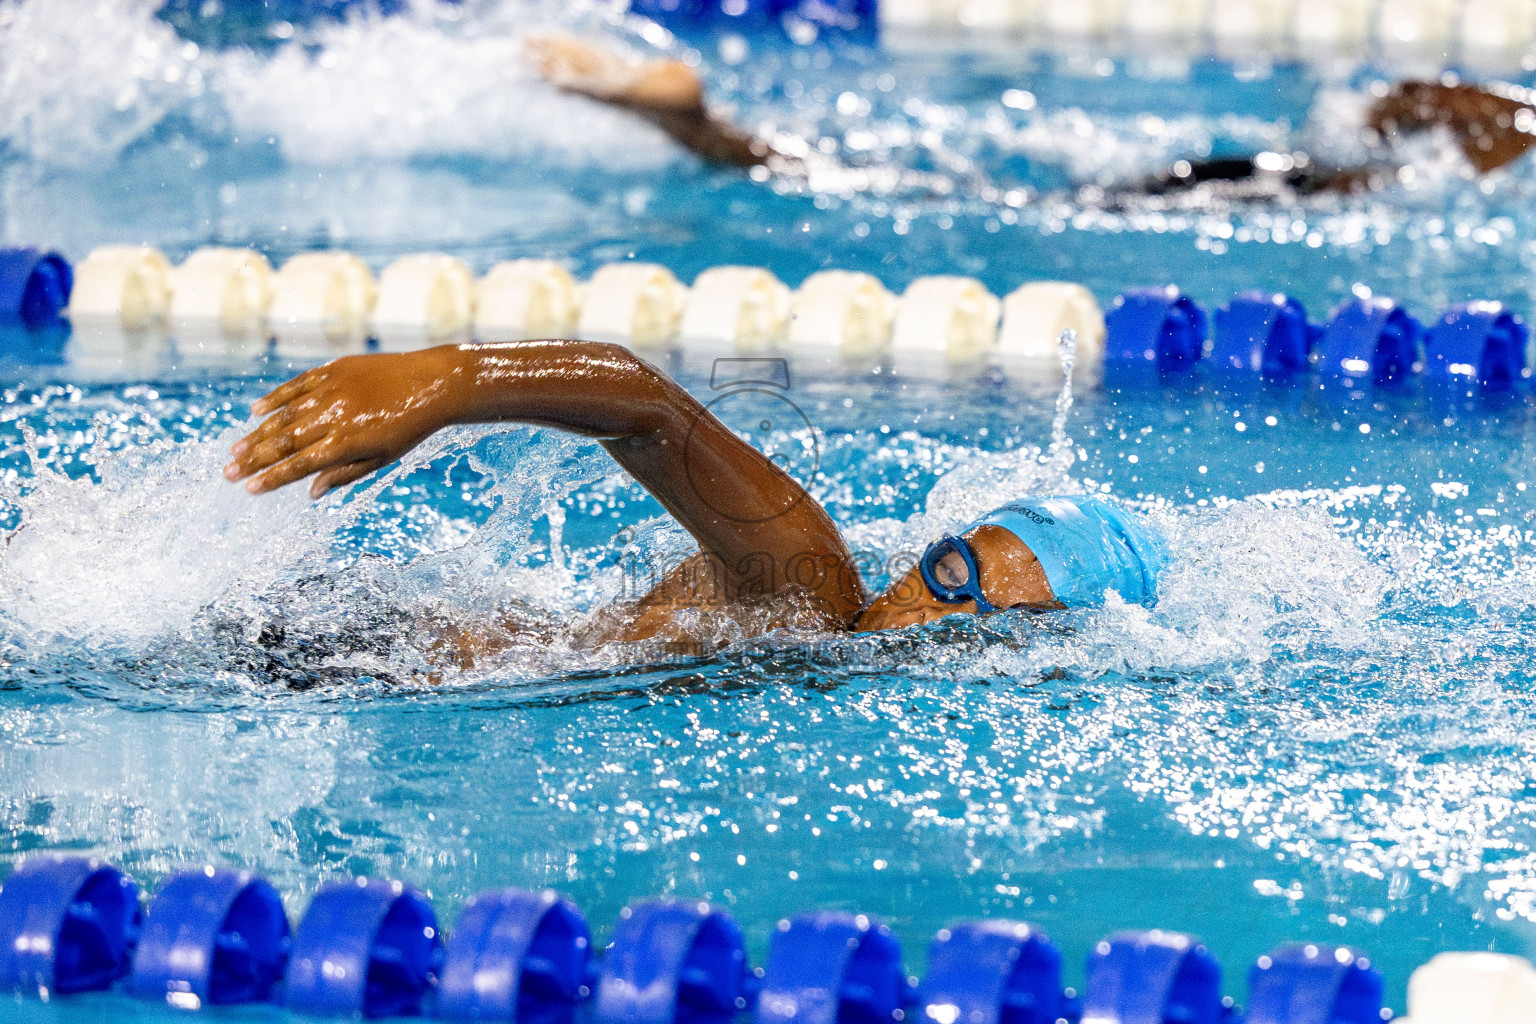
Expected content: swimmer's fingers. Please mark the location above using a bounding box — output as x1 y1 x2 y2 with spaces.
524 33 636 98
230 388 334 459
251 368 326 417
244 438 344 495
230 403 299 464
228 415 335 481
310 458 388 499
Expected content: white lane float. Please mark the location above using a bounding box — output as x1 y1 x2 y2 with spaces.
679 266 792 350
1378 0 1459 50
953 0 1036 30
1123 0 1206 36
854 0 1504 62
68 246 172 332
997 282 1106 369
890 275 1001 362
1209 0 1291 42
373 253 476 352
878 0 948 27
1405 952 1536 1024
1460 0 1536 63
269 251 377 357
787 270 896 356
1042 0 1123 36
169 247 273 357
66 245 174 365
474 259 580 342
1293 0 1374 48
576 262 689 348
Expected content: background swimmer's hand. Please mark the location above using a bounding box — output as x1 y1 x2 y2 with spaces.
525 33 703 111
225 347 465 499
526 33 763 167
1367 81 1536 174
525 33 643 101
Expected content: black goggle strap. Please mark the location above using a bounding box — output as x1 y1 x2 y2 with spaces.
918 534 996 613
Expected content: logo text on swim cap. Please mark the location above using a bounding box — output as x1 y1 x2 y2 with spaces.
1016 506 1055 525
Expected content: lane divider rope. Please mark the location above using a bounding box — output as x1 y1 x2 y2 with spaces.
8 245 1532 391
14 855 1533 1022
631 0 1536 67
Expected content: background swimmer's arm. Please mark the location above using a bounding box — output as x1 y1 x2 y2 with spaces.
225 342 866 626
1367 81 1536 174
1146 80 1534 198
526 33 768 168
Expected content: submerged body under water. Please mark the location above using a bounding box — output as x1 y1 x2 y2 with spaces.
3 0 1536 1015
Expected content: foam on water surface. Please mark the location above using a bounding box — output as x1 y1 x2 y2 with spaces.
0 0 678 170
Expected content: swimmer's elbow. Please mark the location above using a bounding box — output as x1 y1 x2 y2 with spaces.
589 342 670 395
575 341 697 436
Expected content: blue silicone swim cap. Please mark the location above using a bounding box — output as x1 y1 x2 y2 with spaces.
972 496 1166 608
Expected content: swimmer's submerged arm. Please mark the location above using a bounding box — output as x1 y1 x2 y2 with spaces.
226 342 865 625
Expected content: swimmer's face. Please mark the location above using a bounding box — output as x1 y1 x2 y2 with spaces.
855 524 1060 632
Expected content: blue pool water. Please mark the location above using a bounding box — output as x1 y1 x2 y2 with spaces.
5 1 1536 1018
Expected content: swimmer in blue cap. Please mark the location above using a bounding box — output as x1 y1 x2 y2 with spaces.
858 497 1164 632
848 496 1163 633
225 341 1164 657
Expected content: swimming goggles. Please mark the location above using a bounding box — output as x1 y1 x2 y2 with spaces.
918 534 997 613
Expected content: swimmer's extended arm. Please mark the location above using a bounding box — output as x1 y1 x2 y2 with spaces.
526 34 768 168
225 342 864 625
1367 81 1536 174
1148 80 1535 199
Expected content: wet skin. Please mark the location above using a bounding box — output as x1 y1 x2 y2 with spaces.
1151 80 1536 197
1367 81 1536 175
526 33 767 168
225 342 1059 645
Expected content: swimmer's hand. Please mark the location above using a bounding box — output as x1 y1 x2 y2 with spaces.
1367 81 1536 174
525 33 703 111
526 33 767 168
225 348 464 499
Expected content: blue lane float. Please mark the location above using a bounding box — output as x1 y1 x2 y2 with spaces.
0 856 1461 1022
0 247 72 329
1247 943 1383 1024
920 920 1062 1024
628 0 878 34
1081 929 1224 1024
1424 301 1529 389
129 866 289 1008
1314 296 1422 384
284 876 442 1019
1210 291 1321 376
755 911 905 1024
592 898 746 1024
1104 286 1207 371
436 887 591 1023
0 856 140 997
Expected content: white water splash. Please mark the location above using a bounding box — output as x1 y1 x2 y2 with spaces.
0 428 321 646
0 0 681 169
0 0 204 168
0 421 607 665
219 12 680 167
920 329 1086 531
